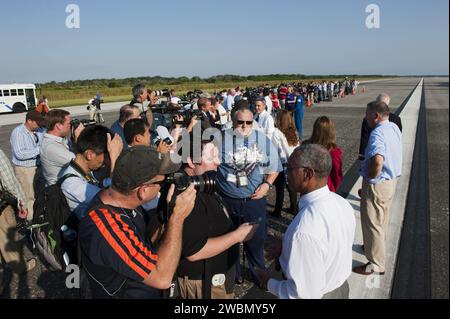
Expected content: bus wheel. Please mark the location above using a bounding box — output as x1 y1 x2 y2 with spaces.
13 103 27 113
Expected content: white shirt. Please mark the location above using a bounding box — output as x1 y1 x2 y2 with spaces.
170 97 181 104
254 110 275 139
40 133 75 186
225 94 235 111
271 128 299 164
216 104 229 125
268 186 355 299
264 96 273 114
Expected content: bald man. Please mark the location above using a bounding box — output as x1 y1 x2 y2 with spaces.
256 144 355 299
358 94 402 160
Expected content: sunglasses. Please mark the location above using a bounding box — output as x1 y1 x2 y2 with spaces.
236 120 253 125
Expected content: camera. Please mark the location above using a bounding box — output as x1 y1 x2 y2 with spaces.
153 89 171 98
165 171 216 194
158 170 217 224
70 118 94 130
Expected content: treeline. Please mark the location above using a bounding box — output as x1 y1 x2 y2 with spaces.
37 74 390 90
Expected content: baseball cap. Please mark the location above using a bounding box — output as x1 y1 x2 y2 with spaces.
112 146 181 192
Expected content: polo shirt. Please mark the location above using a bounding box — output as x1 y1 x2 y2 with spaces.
360 120 402 184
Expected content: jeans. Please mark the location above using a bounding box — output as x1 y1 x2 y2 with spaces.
220 195 267 285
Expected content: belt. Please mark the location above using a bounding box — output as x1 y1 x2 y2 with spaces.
219 192 254 202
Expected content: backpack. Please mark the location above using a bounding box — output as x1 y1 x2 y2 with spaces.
32 174 78 271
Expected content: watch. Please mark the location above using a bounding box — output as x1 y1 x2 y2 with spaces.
262 181 273 189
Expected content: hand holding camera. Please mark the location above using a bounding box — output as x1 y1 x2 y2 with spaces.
166 184 197 223
107 133 123 173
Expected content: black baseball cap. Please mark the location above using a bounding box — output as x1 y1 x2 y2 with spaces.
112 146 181 192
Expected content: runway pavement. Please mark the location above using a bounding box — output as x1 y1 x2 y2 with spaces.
1 77 446 299
425 78 449 299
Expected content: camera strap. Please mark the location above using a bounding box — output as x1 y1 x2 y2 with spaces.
68 160 99 186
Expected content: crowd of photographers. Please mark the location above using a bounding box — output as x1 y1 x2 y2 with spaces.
0 78 375 299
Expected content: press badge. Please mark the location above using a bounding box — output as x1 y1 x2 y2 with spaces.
212 274 226 287
226 173 237 184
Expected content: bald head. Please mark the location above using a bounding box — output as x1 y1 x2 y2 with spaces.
289 144 332 179
376 93 390 106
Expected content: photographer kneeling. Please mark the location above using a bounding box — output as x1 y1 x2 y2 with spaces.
175 135 257 299
78 146 197 299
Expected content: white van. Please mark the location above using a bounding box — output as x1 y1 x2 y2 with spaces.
0 83 37 113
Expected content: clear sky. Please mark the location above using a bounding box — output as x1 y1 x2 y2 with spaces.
1 0 448 83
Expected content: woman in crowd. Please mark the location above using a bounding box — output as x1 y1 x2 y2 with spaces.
302 116 343 192
270 89 280 114
271 110 300 217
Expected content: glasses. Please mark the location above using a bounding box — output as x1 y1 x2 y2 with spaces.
150 180 166 187
236 120 253 125
141 179 166 189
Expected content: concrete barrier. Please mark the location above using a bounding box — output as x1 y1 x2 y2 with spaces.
348 79 424 299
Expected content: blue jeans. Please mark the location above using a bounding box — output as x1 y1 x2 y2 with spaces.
220 195 267 285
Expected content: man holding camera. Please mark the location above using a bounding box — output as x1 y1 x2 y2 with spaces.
215 106 281 285
110 104 142 149
59 125 123 220
40 109 84 187
78 146 197 298
174 135 257 299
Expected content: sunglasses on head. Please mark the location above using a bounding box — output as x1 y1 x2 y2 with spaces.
237 120 253 125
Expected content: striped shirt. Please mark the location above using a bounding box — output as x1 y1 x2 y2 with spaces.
79 195 159 298
10 124 42 167
0 148 28 210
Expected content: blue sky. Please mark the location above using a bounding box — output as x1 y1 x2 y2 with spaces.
0 0 448 83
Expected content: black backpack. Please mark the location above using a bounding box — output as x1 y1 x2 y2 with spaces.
32 174 78 271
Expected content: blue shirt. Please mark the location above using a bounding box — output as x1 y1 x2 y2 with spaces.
295 95 304 112
59 164 103 220
360 121 402 184
216 129 282 198
110 121 128 149
10 124 43 167
286 93 296 111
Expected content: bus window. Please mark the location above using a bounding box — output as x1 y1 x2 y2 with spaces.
3 90 10 96
11 89 18 96
0 90 2 97
18 89 24 96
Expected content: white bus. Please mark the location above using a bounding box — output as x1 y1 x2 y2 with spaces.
0 84 37 114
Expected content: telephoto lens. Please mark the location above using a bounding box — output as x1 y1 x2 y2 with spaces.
168 171 216 194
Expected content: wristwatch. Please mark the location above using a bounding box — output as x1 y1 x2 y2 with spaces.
262 181 273 190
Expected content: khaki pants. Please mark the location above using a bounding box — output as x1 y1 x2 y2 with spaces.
177 276 234 299
14 166 37 222
360 179 398 272
0 205 28 288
